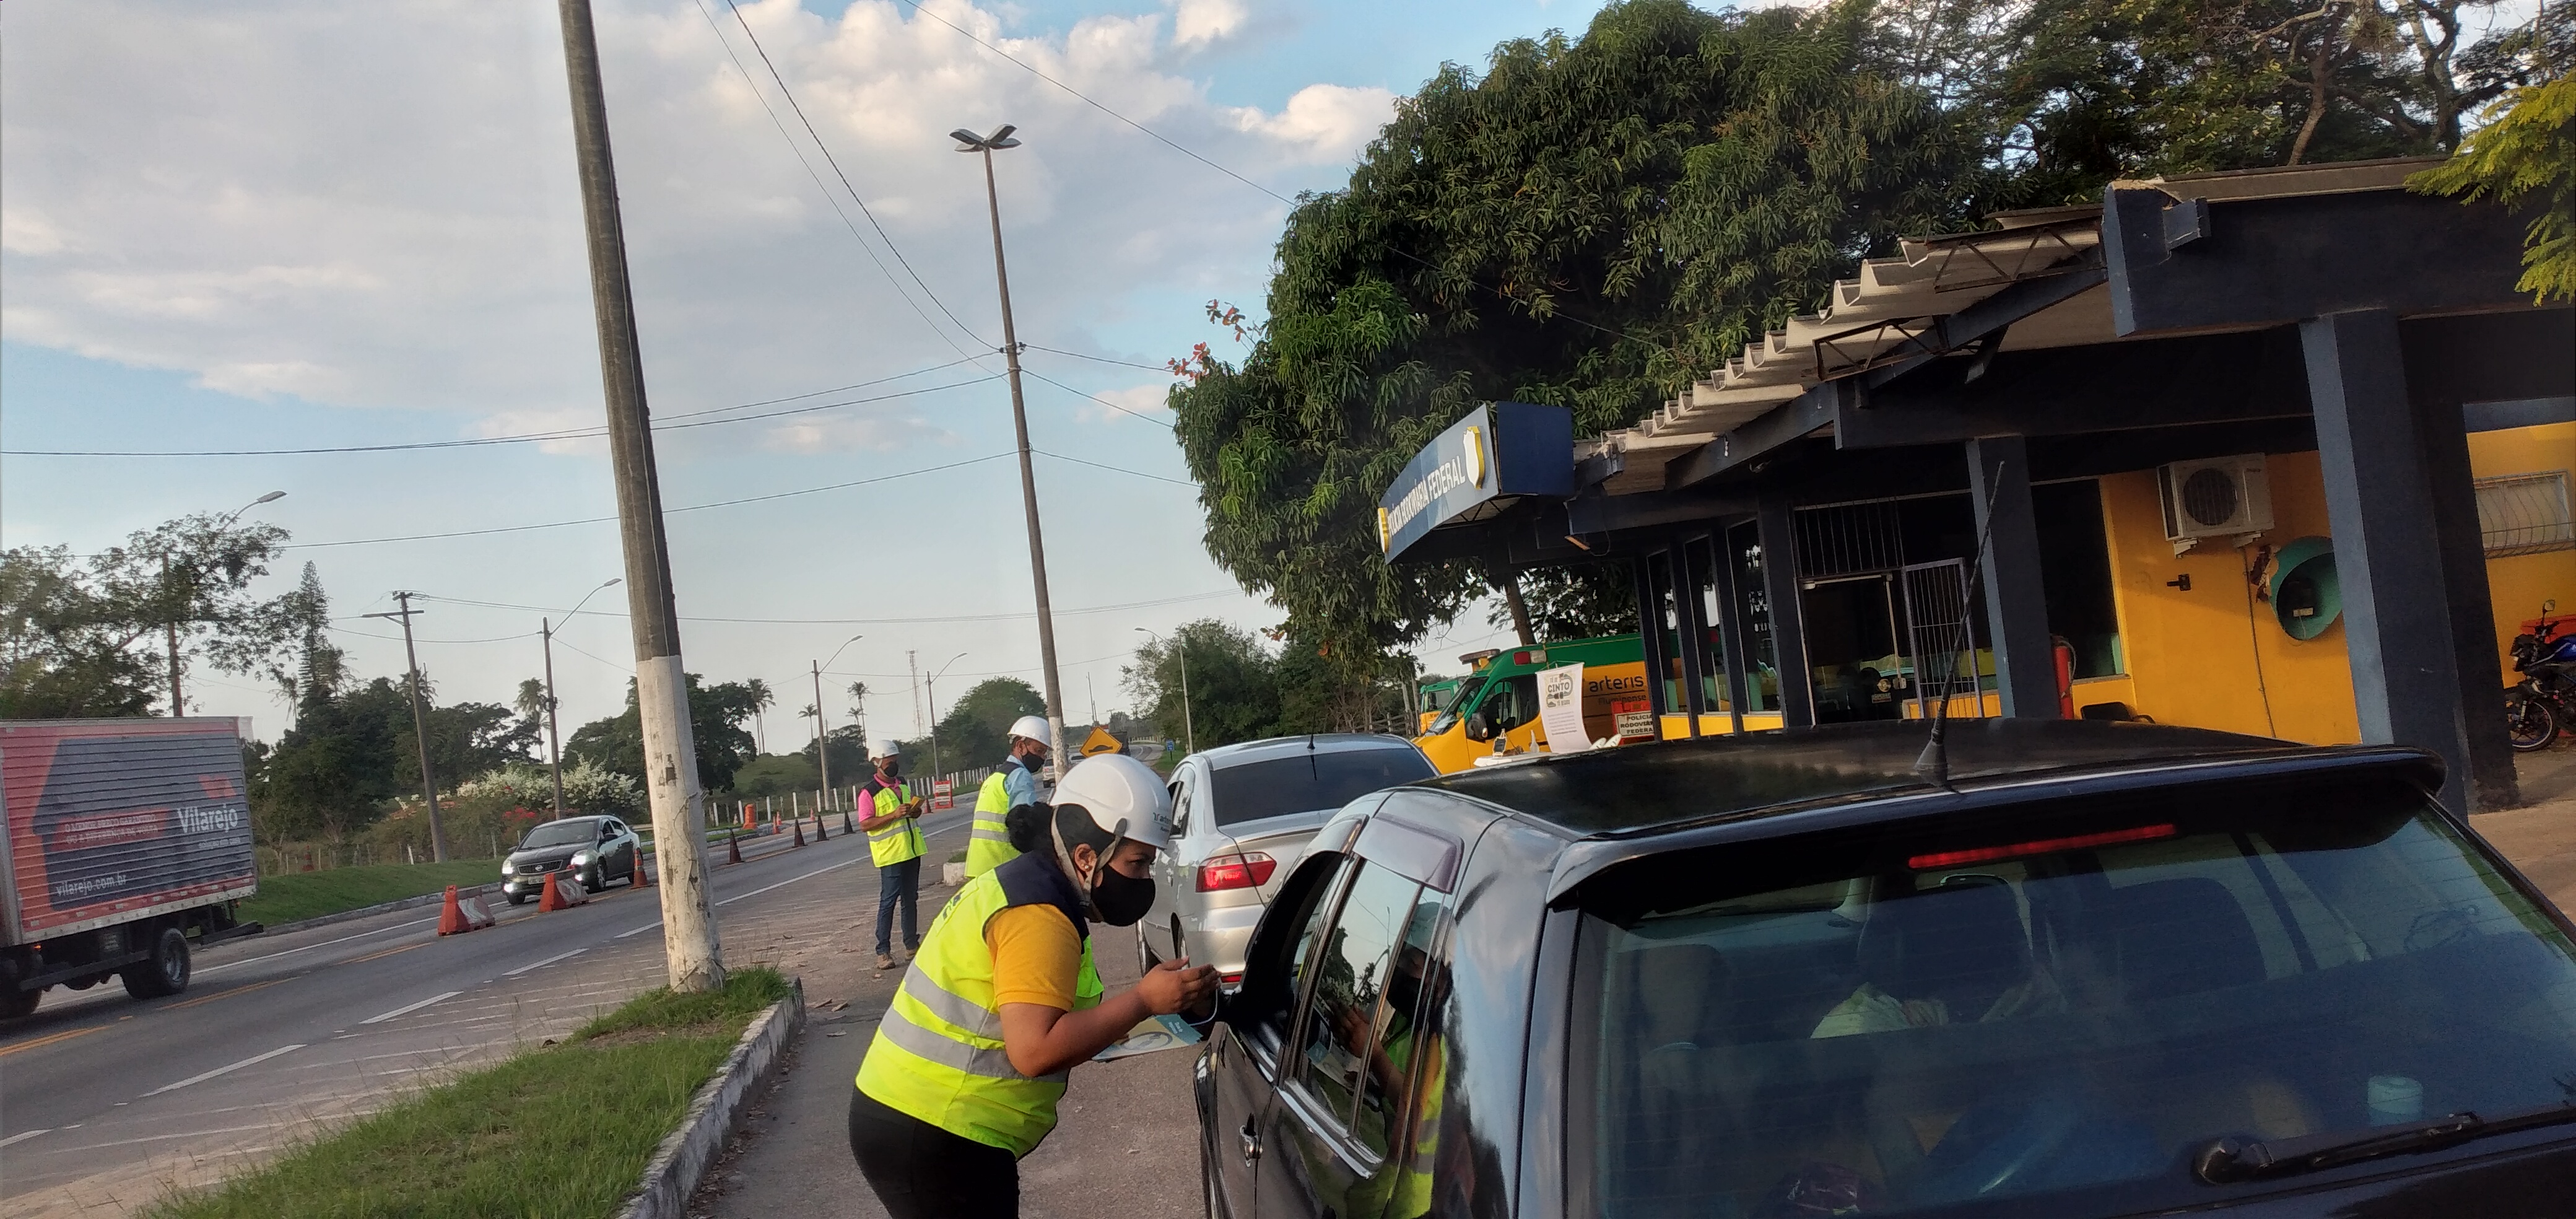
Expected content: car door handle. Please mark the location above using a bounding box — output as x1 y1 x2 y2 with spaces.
1239 1118 1262 1164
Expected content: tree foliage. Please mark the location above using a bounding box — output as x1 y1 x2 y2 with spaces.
1123 619 1411 752
2410 70 2576 303
895 677 1044 776
564 674 764 793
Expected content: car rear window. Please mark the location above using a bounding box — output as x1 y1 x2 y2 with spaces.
1207 748 1434 828
1575 779 2576 1217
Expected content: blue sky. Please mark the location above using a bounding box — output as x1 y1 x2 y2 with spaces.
2 0 1612 744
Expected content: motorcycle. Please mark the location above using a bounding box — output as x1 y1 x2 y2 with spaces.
2506 600 2576 753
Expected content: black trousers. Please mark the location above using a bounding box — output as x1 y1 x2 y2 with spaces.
848 1085 1018 1218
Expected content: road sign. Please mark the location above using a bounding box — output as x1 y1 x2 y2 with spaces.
932 779 955 810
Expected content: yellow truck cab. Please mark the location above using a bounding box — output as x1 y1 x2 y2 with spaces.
1412 635 1656 774
1415 671 1470 735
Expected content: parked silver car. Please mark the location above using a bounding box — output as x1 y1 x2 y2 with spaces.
1138 733 1434 984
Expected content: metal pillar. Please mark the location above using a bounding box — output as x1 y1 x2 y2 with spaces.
1756 498 1816 727
1704 526 1751 734
2416 384 2522 810
2304 309 2474 814
1668 543 1712 737
1631 559 1671 724
1965 437 2060 717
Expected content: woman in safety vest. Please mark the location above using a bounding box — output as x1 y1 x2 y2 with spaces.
848 753 1216 1218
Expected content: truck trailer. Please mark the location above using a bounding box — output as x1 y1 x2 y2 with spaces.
0 718 263 1018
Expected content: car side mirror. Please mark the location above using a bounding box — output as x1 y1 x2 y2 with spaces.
1464 712 1495 742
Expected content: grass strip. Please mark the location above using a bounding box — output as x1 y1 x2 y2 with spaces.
235 860 502 927
148 968 794 1219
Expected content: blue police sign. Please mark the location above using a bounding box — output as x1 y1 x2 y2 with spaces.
1377 401 1573 561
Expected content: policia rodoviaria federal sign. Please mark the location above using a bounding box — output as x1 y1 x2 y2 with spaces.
1376 401 1573 562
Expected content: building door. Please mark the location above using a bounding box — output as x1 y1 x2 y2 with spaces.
1799 574 1905 723
1900 559 1985 720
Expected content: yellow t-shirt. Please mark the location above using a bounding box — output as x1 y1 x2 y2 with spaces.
986 904 1081 1010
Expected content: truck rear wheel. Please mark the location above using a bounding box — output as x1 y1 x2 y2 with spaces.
0 985 35 1020
123 927 191 1000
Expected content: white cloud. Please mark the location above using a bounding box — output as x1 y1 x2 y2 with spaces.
1229 84 1398 162
1077 381 1175 425
760 414 954 453
1169 0 1250 48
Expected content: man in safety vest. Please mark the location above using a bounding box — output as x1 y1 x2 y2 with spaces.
849 753 1215 1219
858 742 928 971
965 714 1051 878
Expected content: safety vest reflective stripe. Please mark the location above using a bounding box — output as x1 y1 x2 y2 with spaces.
877 1004 1061 1081
899 965 1001 1039
866 782 925 867
964 767 1022 877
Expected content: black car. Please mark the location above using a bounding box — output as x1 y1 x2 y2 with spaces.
499 815 640 904
1196 720 2576 1219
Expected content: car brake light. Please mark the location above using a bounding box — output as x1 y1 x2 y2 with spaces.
1196 852 1277 892
1909 823 2177 870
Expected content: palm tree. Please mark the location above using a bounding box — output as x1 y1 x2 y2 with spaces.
744 677 775 754
845 680 869 750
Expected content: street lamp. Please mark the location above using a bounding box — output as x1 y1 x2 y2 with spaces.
951 123 1070 770
812 634 863 813
923 651 968 780
1136 627 1194 756
542 577 622 819
167 491 289 715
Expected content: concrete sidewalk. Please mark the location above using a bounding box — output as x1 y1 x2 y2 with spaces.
687 885 1201 1219
2470 742 2576 909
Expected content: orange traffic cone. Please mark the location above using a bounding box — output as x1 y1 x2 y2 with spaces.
438 885 472 935
636 853 653 888
728 830 744 865
791 819 807 848
538 871 565 912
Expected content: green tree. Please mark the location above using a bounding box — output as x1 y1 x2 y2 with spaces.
1169 0 1978 666
253 677 411 842
1125 621 1287 751
900 677 1045 776
2410 71 2576 304
564 674 764 793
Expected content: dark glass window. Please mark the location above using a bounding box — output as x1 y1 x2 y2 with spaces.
1351 885 1450 1158
1297 863 1423 1136
2035 479 2123 678
518 819 598 849
1250 855 1352 1051
1208 749 1435 827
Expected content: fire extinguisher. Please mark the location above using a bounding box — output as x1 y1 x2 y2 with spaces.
2052 636 2077 719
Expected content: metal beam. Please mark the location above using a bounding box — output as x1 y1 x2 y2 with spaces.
1859 264 2109 391
1756 497 1816 727
1566 486 1754 535
1664 380 1853 490
1631 559 1670 723
1668 541 1712 735
2304 308 2473 814
1704 527 1751 733
1965 437 2058 718
1838 328 2313 450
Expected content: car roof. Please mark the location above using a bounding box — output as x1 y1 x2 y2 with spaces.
1194 733 1422 769
1417 719 2435 840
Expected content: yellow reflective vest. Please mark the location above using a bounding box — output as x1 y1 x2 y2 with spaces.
855 852 1103 1156
861 777 925 868
965 758 1028 877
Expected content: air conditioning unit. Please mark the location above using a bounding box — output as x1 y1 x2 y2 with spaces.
2159 455 2274 553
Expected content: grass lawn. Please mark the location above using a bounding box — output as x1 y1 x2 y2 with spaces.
235 860 501 927
148 968 794 1219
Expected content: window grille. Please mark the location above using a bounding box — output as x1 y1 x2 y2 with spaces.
2475 471 2576 556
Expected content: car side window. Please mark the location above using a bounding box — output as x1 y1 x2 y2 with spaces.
1168 775 1191 837
1293 862 1423 1148
1242 854 1352 1052
1350 885 1450 1158
1481 673 1541 731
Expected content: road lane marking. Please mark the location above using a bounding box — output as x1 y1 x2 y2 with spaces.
197 916 438 975
0 1026 103 1057
144 1044 304 1096
160 977 291 1011
0 1129 48 1148
501 948 587 977
357 991 461 1025
716 857 865 906
615 921 661 938
343 942 427 966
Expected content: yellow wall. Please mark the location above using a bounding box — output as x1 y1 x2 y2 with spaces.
2090 424 2575 743
2469 422 2576 676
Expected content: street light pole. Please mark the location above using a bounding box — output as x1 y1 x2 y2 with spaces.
365 591 447 862
556 0 723 992
811 635 863 813
544 577 621 819
951 125 1069 770
167 491 287 716
1136 628 1194 755
924 652 967 780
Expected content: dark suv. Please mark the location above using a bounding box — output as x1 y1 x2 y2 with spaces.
499 815 639 904
1197 720 2576 1219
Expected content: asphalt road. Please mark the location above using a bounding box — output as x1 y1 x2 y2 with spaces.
0 806 968 1217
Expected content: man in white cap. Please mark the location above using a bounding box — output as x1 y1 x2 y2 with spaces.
849 753 1214 1218
964 714 1052 879
857 741 928 970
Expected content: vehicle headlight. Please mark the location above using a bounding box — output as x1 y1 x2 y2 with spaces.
572 852 593 867
502 862 516 876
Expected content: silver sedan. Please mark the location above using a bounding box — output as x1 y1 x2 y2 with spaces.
1137 733 1435 984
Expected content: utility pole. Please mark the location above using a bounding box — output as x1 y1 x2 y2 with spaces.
366 593 447 862
164 556 184 715
812 660 830 811
952 125 1069 767
555 0 723 992
908 649 923 736
542 618 568 818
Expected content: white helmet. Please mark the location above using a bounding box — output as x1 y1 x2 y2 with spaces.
1049 753 1172 851
1007 715 1051 745
873 739 900 758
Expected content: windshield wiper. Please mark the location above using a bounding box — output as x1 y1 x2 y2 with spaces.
2195 1101 2576 1184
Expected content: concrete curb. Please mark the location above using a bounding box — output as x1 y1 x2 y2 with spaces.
616 979 808 1219
258 881 503 938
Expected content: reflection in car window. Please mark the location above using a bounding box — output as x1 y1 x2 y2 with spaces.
1479 675 1540 732
1351 887 1448 1159
1299 863 1423 1134
1255 856 1351 1051
1577 785 2576 1218
1209 750 1435 828
1426 678 1485 736
518 819 598 849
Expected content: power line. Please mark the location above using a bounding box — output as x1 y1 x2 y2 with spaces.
552 637 636 675
283 452 1015 549
1033 447 1194 487
414 587 1240 625
712 0 993 354
327 625 544 645
4 374 1000 458
1020 365 1173 428
1022 344 1173 372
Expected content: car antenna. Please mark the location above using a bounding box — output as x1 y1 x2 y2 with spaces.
1916 460 2008 791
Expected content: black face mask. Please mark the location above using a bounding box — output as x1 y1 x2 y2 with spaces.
1087 861 1156 927
879 761 902 780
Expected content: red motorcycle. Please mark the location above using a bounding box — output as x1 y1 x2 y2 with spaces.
2507 600 2575 752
